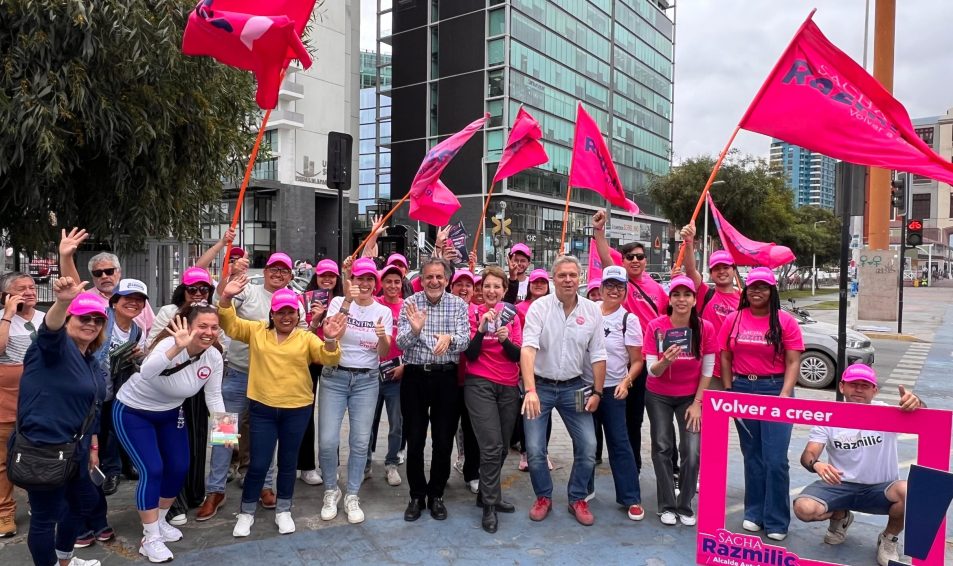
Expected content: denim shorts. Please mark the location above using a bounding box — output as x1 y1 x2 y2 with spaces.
797 480 898 515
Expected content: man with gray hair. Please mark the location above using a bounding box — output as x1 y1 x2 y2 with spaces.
521 255 607 526
397 257 470 522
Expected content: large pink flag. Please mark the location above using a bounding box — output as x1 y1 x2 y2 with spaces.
708 195 795 268
587 239 623 278
409 179 460 226
492 107 549 183
410 114 489 195
569 104 639 214
739 13 953 185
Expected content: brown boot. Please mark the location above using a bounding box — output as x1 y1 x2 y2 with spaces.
0 515 16 538
259 488 277 509
196 493 226 521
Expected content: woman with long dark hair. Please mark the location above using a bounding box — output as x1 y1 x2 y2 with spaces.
643 275 717 526
718 267 803 541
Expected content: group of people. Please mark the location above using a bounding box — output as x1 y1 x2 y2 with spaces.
0 211 922 566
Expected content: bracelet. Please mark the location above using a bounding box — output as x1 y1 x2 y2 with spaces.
591 390 603 398
0 319 10 324
593 226 605 232
806 459 817 473
524 389 536 395
694 398 703 404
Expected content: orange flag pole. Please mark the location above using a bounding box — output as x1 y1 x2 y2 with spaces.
350 191 412 261
470 180 497 271
673 125 741 270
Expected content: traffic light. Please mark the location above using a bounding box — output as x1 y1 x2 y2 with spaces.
906 219 923 247
890 178 906 215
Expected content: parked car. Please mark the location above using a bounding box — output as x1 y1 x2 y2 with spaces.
783 300 875 389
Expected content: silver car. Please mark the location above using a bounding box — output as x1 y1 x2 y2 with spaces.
784 301 875 389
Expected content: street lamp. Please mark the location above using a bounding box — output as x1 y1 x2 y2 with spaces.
702 180 726 281
812 220 828 296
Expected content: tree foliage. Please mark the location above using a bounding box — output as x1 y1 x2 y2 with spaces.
0 0 258 252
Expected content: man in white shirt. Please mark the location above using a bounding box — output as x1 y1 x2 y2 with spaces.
794 364 924 566
521 256 607 526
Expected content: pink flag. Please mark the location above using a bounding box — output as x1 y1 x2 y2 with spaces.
492 107 549 183
708 195 795 268
739 13 953 185
587 239 624 277
569 104 638 214
410 114 489 195
409 179 460 227
182 0 316 109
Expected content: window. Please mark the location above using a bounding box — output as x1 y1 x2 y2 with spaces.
488 69 504 97
487 99 504 127
911 193 931 219
915 127 934 147
487 38 505 67
488 8 505 36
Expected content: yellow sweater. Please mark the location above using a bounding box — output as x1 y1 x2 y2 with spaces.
218 305 341 408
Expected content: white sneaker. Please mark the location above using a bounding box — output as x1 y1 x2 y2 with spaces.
453 457 465 474
767 532 787 541
232 513 254 538
397 449 406 465
275 511 295 534
742 520 762 532
385 464 402 486
301 469 323 485
876 531 900 566
679 513 697 526
660 511 678 525
824 510 854 545
168 513 187 527
139 535 174 563
468 479 479 494
321 489 342 521
158 520 183 542
344 494 365 524
68 559 102 566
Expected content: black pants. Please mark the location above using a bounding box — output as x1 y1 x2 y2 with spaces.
170 391 210 515
464 376 520 506
593 408 605 460
296 364 321 471
401 364 460 500
458 387 480 483
627 368 679 475
99 398 135 478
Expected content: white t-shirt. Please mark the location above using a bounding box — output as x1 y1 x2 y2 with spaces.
809 401 899 485
148 304 231 353
517 279 529 302
0 309 45 365
117 337 225 413
328 296 393 369
583 305 643 388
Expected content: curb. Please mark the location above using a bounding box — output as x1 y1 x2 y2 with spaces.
860 332 923 342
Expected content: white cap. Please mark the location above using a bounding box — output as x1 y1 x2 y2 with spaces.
601 265 627 284
113 278 149 299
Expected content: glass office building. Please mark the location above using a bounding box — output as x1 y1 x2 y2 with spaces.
769 140 837 211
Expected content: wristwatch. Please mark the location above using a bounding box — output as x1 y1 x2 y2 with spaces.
591 390 604 398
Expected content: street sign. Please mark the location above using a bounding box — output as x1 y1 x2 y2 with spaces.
653 236 661 250
491 217 511 236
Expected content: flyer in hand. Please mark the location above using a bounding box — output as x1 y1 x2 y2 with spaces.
210 412 240 446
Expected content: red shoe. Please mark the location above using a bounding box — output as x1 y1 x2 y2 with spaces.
569 500 594 526
627 504 645 521
259 488 277 509
528 496 552 522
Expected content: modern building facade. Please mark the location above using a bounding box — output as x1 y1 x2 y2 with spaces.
769 139 837 210
201 0 361 266
376 0 675 272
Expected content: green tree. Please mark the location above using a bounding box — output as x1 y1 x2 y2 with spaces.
0 0 258 252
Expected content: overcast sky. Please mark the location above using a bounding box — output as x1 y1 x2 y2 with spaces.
359 0 953 162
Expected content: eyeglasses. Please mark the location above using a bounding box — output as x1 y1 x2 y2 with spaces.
185 286 210 295
624 253 646 262
91 268 117 277
602 281 626 291
77 315 106 327
266 267 292 276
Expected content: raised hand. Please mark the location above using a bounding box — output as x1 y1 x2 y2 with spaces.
371 214 387 237
168 315 196 349
2 293 23 319
231 257 250 277
435 225 451 249
662 343 682 363
59 227 89 257
680 222 696 242
374 316 387 339
222 226 237 245
592 209 607 231
406 303 427 335
221 274 248 300
341 256 354 277
479 308 497 332
323 312 347 340
898 384 921 411
53 276 88 303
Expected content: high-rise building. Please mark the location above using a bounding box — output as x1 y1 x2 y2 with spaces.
377 0 675 270
358 50 393 217
768 140 836 210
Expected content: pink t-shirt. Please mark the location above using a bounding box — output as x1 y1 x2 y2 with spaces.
717 309 804 376
375 296 403 362
516 298 536 327
696 285 742 378
465 303 523 386
619 272 670 333
643 316 717 397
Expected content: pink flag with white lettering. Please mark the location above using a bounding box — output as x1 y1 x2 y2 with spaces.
409 179 460 227
739 13 953 185
409 114 489 195
493 107 549 183
708 195 795 268
569 103 639 214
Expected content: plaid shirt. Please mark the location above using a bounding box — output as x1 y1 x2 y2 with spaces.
396 291 470 365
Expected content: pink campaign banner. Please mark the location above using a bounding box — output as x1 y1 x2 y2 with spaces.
569 103 639 215
707 195 795 268
697 390 952 566
492 106 549 183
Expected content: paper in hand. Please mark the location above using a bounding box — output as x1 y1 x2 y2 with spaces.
210 412 240 446
498 302 517 327
660 327 694 356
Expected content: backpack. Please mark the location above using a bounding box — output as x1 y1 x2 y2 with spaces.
699 285 717 316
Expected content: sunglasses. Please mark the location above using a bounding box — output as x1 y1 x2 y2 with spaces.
624 253 646 261
266 267 292 276
185 286 211 295
77 315 106 326
91 268 117 277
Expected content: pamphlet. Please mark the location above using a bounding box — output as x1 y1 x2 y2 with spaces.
658 327 694 356
447 222 469 264
306 289 330 308
498 302 517 327
210 412 240 446
574 385 593 412
379 356 402 383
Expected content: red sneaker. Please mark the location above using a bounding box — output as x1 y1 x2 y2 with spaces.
569 500 594 526
528 496 552 522
627 504 645 521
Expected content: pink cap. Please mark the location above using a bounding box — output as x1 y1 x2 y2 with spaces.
380 264 403 280
183 267 212 286
386 253 408 268
266 252 293 270
587 279 602 294
709 250 734 269
473 274 483 286
528 269 549 283
68 292 108 317
270 288 299 312
351 258 380 282
841 363 878 386
669 275 697 294
745 267 777 287
509 243 531 259
315 259 340 276
452 269 476 285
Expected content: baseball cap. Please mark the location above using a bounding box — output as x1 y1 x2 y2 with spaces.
528 269 549 283
452 269 476 285
669 275 697 294
182 267 212 286
745 267 777 287
509 243 532 259
841 363 878 387
68 292 109 317
386 253 408 268
113 279 149 300
601 265 627 284
587 278 602 294
315 259 340 276
270 288 299 312
473 274 483 286
228 247 245 259
266 252 293 270
709 250 734 269
351 258 380 282
380 264 403 280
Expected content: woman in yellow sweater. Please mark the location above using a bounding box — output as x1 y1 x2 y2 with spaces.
218 274 345 538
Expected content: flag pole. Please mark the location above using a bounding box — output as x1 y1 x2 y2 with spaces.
560 103 583 256
350 191 412 261
470 180 497 271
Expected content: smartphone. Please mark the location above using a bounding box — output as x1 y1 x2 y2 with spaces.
89 465 106 486
0 293 24 313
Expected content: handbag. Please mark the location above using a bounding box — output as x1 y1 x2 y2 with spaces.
7 397 97 491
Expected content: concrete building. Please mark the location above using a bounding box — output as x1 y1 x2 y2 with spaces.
769 140 837 210
202 0 361 266
377 0 675 272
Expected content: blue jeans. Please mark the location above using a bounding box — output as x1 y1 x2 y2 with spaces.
319 367 380 495
206 368 273 494
588 386 641 506
368 379 402 467
732 377 793 534
240 400 313 514
26 452 99 565
523 377 596 503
